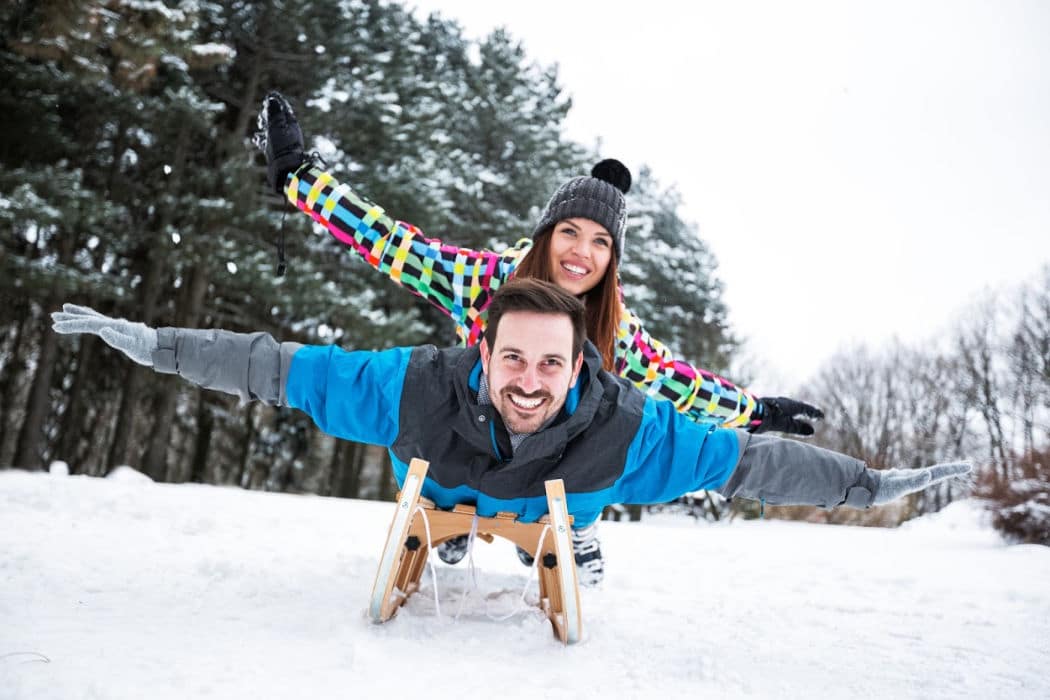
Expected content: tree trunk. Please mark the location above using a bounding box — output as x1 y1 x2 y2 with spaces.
106 244 167 470
318 438 339 497
377 450 397 502
330 440 367 499
107 119 190 472
188 391 214 483
12 309 58 469
234 403 258 487
54 335 98 472
14 230 77 469
0 306 30 464
230 36 265 156
348 442 366 498
142 265 209 481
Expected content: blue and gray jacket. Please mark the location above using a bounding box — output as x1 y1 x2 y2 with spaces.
153 329 742 524
152 329 876 521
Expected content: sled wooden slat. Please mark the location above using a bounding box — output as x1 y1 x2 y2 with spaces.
367 459 583 644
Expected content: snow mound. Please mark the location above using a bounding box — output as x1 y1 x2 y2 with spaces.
900 499 990 533
104 465 154 483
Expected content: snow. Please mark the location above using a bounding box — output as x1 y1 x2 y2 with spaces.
190 43 235 60
1 469 1047 699
103 465 154 484
119 1 186 23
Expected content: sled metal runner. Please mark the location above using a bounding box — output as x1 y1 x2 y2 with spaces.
369 458 583 644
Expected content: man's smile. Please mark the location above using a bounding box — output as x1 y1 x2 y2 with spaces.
506 392 547 411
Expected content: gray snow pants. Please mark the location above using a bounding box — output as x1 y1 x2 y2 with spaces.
719 433 881 509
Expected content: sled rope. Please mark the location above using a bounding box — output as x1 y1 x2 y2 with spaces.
412 504 443 619
467 514 481 589
486 522 552 622
404 500 560 626
454 514 482 621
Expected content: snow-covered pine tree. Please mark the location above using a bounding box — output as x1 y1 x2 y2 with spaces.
2 0 742 504
1 0 227 471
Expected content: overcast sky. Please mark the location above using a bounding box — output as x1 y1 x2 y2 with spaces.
406 0 1050 392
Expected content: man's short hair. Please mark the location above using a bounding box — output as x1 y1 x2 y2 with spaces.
485 279 586 359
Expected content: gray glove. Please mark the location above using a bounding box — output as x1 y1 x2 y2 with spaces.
51 304 158 367
873 461 972 505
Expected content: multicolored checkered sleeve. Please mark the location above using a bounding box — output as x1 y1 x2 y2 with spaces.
284 166 756 426
614 296 758 428
286 166 527 345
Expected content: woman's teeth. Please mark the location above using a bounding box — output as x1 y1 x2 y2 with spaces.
562 263 587 276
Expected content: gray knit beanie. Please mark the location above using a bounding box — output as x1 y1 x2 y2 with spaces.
532 159 632 258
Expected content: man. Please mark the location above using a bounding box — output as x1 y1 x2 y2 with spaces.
51 280 970 582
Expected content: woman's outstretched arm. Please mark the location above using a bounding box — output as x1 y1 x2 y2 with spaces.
615 298 759 428
286 163 526 345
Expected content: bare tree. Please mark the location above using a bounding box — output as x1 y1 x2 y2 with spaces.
809 343 909 469
955 297 1010 477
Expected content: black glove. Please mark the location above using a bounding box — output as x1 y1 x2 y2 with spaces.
255 91 306 194
748 397 825 436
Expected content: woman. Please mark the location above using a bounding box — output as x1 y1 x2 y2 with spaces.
258 92 823 583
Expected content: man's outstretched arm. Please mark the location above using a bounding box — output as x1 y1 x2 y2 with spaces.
614 398 971 510
717 433 971 509
51 303 301 405
51 304 408 446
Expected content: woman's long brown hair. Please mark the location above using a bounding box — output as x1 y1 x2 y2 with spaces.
511 228 621 372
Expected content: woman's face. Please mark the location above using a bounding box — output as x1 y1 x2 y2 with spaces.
546 218 613 296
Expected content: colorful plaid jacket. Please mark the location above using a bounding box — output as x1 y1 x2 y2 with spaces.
286 165 758 427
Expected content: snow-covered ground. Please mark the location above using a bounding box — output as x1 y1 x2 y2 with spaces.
1 467 1047 700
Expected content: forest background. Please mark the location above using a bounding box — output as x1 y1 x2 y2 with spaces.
1 0 1046 541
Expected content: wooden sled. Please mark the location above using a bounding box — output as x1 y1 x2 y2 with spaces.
368 458 582 644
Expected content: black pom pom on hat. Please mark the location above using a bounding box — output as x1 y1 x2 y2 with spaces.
590 158 632 195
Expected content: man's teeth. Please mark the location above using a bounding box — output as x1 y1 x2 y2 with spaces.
562 263 587 275
509 395 543 409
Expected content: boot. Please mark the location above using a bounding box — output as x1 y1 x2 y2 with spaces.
515 523 605 587
435 534 469 565
571 523 604 587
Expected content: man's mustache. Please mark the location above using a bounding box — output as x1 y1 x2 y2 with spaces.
502 387 551 401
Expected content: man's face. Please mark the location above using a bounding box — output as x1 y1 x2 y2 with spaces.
480 310 584 435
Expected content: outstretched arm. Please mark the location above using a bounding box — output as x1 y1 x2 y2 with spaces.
615 301 823 433
611 401 971 510
616 300 755 427
286 164 525 344
716 433 972 508
258 91 522 345
51 304 298 405
51 304 407 446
